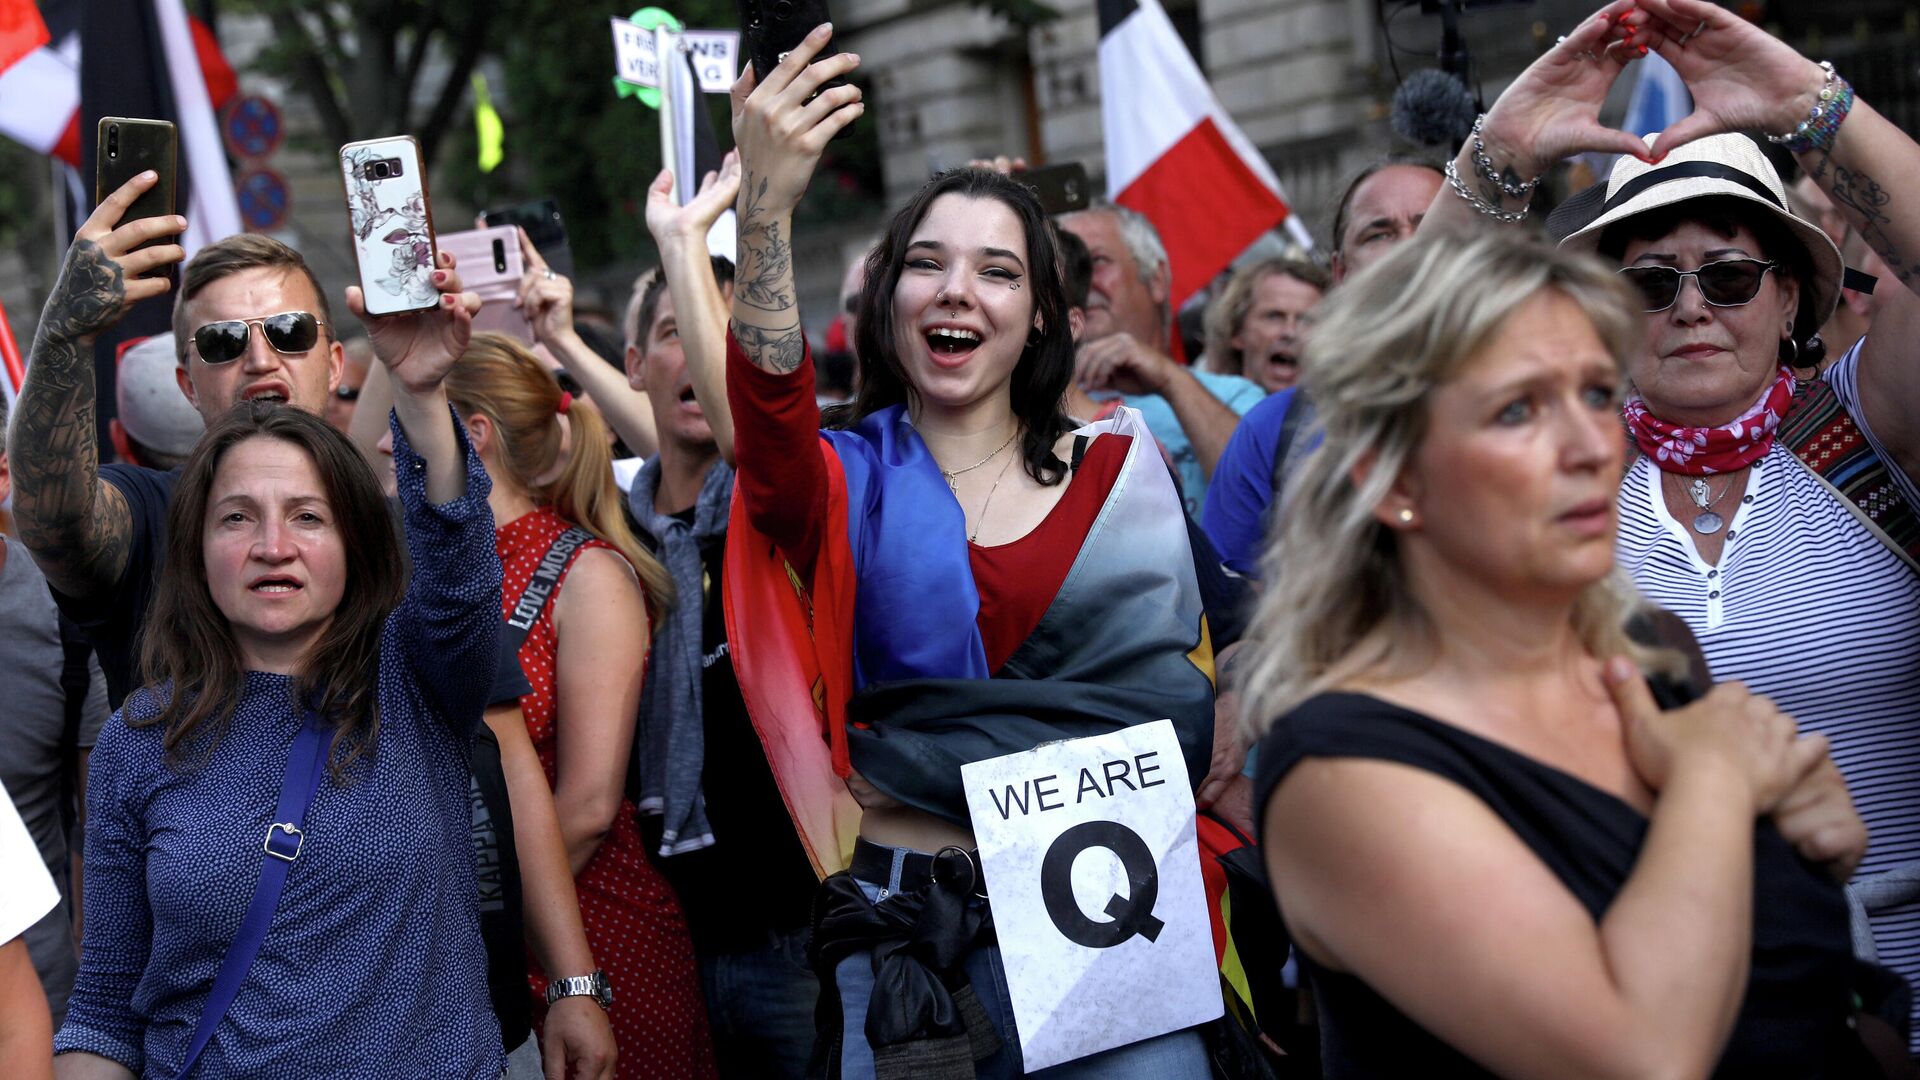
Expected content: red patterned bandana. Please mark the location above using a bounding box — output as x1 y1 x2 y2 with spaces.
1621 367 1796 475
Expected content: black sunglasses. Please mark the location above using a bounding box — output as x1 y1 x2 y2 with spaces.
191 311 328 365
1617 259 1777 313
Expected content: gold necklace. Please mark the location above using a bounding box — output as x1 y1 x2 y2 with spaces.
935 430 1018 495
969 447 1020 544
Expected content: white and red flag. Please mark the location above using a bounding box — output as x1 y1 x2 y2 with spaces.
1097 0 1309 307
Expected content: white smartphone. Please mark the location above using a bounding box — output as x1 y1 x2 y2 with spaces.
339 135 438 317
437 225 533 344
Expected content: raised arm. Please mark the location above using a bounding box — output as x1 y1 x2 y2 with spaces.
1418 0 1651 239
11 174 186 598
1627 0 1920 485
516 231 659 461
647 153 742 464
728 25 862 375
358 253 502 726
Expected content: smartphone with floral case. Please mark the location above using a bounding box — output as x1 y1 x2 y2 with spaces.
339 135 437 317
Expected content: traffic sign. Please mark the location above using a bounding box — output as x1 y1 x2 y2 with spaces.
223 94 285 160
236 167 291 232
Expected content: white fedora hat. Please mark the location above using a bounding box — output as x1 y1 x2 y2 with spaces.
1559 132 1841 330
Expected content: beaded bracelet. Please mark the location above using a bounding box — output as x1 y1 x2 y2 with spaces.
1470 115 1541 199
1444 159 1531 223
1768 61 1854 155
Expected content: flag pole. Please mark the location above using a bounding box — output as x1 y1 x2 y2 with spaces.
0 294 25 396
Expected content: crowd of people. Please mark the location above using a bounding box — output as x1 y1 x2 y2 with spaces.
2 0 1919 1075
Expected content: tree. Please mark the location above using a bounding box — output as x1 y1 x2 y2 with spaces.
247 0 513 169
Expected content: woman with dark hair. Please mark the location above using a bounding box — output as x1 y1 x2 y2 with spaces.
445 332 716 1078
55 395 507 1077
1421 0 1920 1041
719 26 1216 1079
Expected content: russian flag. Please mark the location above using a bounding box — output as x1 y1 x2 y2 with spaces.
1097 0 1304 308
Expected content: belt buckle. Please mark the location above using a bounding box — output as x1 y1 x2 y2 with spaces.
933 845 988 900
264 822 304 862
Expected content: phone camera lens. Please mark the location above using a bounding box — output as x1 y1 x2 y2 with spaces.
372 162 390 179
772 0 795 16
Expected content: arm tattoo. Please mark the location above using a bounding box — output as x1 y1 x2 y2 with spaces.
11 238 134 594
731 319 806 374
1812 152 1916 287
735 176 797 314
732 174 806 373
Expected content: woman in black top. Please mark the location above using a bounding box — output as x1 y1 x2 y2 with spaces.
1237 230 1873 1077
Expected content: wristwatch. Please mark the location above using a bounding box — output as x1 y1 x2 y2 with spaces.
545 970 614 1011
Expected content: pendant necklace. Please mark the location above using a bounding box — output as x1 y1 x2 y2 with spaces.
1682 473 1736 535
934 430 1018 495
968 448 1020 544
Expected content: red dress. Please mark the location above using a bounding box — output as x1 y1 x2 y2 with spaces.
496 507 717 1079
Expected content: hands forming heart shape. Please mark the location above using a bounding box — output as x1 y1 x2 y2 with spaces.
1478 0 1832 179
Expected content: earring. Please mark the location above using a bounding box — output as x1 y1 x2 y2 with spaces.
1396 508 1416 525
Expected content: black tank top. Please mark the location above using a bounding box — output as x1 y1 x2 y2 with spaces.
1252 692 1864 1078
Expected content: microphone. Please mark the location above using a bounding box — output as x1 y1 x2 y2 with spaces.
1391 69 1477 149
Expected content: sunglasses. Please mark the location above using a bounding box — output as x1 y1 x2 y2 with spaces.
1617 259 1777 313
191 311 328 365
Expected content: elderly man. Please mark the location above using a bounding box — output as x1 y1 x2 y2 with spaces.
1062 201 1265 515
1202 158 1443 577
1203 258 1330 393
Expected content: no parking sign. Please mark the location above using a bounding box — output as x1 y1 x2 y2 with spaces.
961 720 1222 1070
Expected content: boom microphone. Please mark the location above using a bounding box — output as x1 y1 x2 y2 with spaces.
1391 69 1477 149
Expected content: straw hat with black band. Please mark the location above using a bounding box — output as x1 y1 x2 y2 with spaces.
1557 132 1843 351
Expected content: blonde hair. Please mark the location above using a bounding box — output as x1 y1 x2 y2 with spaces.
1238 230 1673 739
446 332 675 616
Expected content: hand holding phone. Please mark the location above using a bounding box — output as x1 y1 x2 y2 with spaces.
340 135 439 317
44 172 187 345
95 118 177 258
437 225 533 344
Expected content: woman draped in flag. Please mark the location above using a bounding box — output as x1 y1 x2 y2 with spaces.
721 24 1216 1079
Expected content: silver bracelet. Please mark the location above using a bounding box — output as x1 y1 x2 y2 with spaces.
1470 115 1541 199
1444 160 1531 224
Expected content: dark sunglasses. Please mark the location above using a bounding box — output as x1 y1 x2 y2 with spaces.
191 311 328 365
1617 259 1777 313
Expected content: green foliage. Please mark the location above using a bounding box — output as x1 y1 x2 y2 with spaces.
0 139 43 249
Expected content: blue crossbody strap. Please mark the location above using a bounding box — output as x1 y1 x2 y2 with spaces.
170 707 332 1080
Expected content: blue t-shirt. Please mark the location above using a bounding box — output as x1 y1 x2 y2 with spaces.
1202 387 1308 578
1124 368 1266 516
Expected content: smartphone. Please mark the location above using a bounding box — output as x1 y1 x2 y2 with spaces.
1020 162 1090 216
95 118 177 255
339 135 438 317
735 0 845 93
438 225 533 345
482 198 573 282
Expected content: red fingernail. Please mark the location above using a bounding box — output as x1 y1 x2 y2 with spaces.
1637 43 1649 55
444 296 456 308
433 270 447 283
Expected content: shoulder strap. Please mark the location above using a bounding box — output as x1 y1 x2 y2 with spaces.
172 708 331 1080
1071 434 1090 472
500 526 596 659
1778 379 1920 568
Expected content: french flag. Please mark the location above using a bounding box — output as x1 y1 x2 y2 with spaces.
1097 0 1306 308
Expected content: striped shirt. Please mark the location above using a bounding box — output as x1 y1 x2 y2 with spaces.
1617 435 1920 1047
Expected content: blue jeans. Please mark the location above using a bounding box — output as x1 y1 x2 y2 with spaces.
833 876 1211 1079
698 925 821 1079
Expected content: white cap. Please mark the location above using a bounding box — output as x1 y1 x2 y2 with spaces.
116 335 205 459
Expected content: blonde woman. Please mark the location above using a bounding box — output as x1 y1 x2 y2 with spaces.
1241 232 1875 1076
444 333 715 1078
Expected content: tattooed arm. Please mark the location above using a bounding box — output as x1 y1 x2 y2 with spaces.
10 174 186 599
726 24 863 376
1801 101 1920 483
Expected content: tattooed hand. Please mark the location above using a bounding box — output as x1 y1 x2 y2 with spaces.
37 171 187 346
